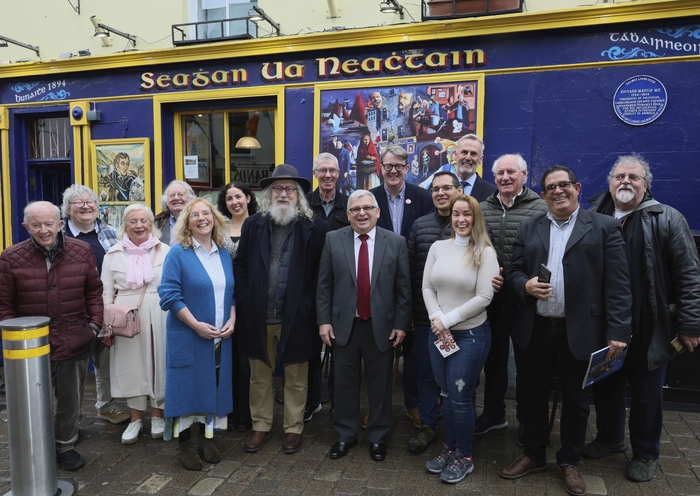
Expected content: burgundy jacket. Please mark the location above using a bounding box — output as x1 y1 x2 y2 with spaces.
0 236 103 361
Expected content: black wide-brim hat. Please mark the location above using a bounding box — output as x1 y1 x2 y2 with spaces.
260 164 311 193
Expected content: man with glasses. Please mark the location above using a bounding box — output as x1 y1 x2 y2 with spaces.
477 155 548 440
499 166 632 496
0 201 103 471
405 171 462 453
234 164 328 455
304 153 350 422
584 155 700 482
370 144 432 429
317 190 411 462
61 185 130 426
155 180 197 246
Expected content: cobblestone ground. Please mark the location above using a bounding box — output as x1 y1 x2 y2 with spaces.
1 371 699 495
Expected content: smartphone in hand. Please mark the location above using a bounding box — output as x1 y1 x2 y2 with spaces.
538 264 552 283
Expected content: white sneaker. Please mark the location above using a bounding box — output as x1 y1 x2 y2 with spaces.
151 417 165 439
121 419 143 445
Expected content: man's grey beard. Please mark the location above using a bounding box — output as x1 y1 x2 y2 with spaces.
268 202 298 226
615 186 635 204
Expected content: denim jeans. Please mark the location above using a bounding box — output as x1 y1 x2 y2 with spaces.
428 321 491 455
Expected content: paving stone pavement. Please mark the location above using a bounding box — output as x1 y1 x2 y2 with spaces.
1 372 700 495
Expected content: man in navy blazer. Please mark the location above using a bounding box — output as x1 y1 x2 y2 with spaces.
370 145 433 240
370 145 432 428
455 134 497 202
499 166 632 496
317 190 411 462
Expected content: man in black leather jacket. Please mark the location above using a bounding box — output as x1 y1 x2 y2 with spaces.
585 154 700 483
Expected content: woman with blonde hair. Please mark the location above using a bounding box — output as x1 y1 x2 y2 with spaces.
101 203 170 444
158 198 235 470
422 194 499 484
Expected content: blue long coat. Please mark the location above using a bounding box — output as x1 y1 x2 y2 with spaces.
158 243 235 418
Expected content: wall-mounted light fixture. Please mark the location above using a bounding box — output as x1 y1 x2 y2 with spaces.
0 34 40 57
379 0 405 19
90 15 136 48
248 6 280 36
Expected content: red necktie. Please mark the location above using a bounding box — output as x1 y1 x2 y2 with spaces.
357 234 371 321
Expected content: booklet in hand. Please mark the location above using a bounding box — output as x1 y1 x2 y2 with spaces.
582 346 627 389
434 337 460 358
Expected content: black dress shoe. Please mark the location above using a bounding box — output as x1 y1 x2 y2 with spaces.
330 440 357 459
369 442 387 461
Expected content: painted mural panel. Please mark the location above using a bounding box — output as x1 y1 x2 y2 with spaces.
318 78 482 193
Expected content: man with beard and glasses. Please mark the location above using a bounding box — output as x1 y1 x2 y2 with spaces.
234 165 329 455
585 154 700 483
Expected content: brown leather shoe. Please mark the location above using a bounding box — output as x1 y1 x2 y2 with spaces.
499 454 547 479
283 432 302 454
560 464 586 495
245 430 273 452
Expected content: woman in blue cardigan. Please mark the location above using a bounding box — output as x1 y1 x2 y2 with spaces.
159 198 235 471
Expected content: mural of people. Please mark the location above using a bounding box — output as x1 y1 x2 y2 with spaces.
355 134 380 190
110 152 137 201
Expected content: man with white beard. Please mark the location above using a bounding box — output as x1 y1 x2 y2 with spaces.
234 164 329 455
586 154 700 482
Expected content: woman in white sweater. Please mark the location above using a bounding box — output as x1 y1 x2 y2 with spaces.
422 194 499 484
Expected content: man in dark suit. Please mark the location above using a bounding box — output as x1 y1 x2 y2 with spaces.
317 190 411 462
370 145 433 239
370 144 432 427
499 166 632 496
455 134 497 202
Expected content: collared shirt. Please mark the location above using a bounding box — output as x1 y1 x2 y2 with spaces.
384 184 406 234
497 188 525 210
537 206 580 318
169 215 177 245
353 227 376 281
320 190 336 218
192 238 225 341
65 218 119 253
460 176 475 196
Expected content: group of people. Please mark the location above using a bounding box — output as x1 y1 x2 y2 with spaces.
0 134 698 493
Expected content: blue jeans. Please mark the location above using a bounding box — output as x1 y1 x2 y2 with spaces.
428 321 491 455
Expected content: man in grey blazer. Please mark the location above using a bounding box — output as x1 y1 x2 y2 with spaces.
317 190 412 462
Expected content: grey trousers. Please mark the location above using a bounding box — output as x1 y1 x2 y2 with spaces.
53 358 88 454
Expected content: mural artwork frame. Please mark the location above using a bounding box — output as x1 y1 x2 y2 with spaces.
92 138 151 205
315 74 485 195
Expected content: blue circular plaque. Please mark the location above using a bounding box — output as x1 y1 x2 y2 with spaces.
613 75 667 126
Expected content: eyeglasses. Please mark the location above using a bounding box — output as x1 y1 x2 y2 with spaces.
271 186 297 195
348 206 377 214
382 163 407 172
314 168 339 175
189 211 212 219
430 185 456 194
543 181 574 193
612 173 645 182
69 200 96 207
168 192 188 199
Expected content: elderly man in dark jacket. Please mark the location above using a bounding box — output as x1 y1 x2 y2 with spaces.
0 201 103 471
477 154 548 439
405 171 462 453
584 154 700 482
234 165 328 455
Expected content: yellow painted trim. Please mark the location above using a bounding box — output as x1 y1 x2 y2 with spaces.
90 138 152 207
1 127 10 249
82 125 92 188
153 86 286 205
73 126 83 185
0 1 697 79
3 344 51 360
223 114 231 185
1 326 49 340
